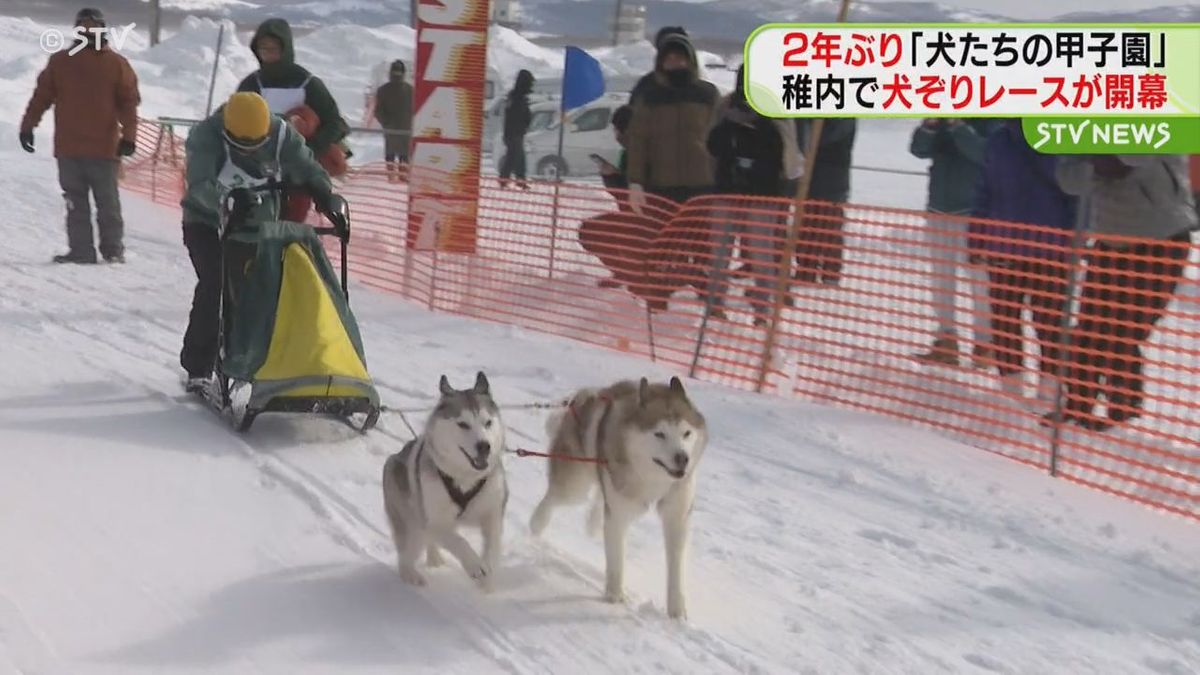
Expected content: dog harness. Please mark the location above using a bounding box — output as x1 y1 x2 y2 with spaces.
437 470 486 517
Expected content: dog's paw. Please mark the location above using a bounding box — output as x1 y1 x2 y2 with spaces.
399 566 427 587
464 559 490 582
426 547 445 568
667 604 688 621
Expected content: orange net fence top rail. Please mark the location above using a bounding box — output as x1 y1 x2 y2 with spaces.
122 120 1200 521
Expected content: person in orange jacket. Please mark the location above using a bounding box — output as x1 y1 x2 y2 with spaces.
20 7 140 264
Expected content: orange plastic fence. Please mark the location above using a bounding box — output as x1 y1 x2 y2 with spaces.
122 120 1199 521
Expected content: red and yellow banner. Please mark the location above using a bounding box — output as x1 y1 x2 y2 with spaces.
407 0 491 252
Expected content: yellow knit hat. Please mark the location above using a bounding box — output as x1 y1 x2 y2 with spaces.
223 92 271 145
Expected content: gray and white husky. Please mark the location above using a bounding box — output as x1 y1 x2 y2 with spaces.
382 372 508 590
530 376 707 619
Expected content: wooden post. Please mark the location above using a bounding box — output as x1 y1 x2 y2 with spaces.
754 0 853 393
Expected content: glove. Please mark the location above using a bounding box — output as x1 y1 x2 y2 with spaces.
315 192 349 236
117 139 136 157
628 183 647 216
19 131 34 153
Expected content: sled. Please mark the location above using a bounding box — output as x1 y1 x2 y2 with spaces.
205 183 381 433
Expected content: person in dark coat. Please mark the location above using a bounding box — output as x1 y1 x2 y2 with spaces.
910 118 997 367
1052 153 1196 430
499 69 534 188
624 31 720 312
703 65 799 325
793 118 856 285
373 59 413 182
969 119 1077 406
236 18 350 221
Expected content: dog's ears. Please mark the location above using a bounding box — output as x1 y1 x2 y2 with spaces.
473 371 490 395
638 377 650 406
438 375 454 397
669 376 687 397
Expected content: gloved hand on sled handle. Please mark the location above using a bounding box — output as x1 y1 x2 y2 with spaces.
19 131 34 153
628 183 647 216
117 139 137 157
221 187 262 231
315 192 350 239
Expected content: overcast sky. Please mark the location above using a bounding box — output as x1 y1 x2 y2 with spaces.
867 0 1193 19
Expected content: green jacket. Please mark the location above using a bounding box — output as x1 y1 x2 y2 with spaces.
910 120 993 215
236 18 349 155
180 110 333 228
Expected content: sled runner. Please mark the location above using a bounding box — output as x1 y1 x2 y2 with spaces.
203 183 381 433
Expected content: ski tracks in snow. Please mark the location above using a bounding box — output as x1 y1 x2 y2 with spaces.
1 260 767 673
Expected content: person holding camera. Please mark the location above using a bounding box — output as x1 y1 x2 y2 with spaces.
178 92 348 392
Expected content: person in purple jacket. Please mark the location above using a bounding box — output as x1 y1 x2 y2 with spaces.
969 119 1078 407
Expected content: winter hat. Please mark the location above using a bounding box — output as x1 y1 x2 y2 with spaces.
656 33 695 71
75 7 105 26
653 26 687 49
223 92 272 148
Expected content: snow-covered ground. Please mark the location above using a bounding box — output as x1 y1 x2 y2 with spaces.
3 12 1200 675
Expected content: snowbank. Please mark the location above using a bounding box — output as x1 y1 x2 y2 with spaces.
0 14 729 134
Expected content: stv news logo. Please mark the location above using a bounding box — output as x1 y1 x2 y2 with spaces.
41 24 137 55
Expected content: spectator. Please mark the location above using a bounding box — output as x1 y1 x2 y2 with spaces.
969 119 1077 407
19 6 140 264
578 105 662 297
910 118 997 367
499 69 534 189
178 92 345 391
629 26 689 104
373 59 413 182
1051 154 1197 430
237 18 350 222
624 30 720 311
625 31 718 208
704 64 801 325
793 118 857 285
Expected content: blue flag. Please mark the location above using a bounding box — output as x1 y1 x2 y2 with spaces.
562 46 605 111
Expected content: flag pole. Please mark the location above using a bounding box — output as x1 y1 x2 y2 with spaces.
754 0 853 393
548 49 569 279
204 22 226 116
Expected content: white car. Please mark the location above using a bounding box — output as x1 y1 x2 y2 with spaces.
523 94 628 179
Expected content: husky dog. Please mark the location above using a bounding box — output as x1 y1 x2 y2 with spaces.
382 372 508 589
530 376 707 619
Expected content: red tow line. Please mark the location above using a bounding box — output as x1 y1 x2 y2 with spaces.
509 448 608 465
508 394 613 465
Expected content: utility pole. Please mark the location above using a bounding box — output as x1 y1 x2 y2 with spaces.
150 0 161 46
612 0 624 47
